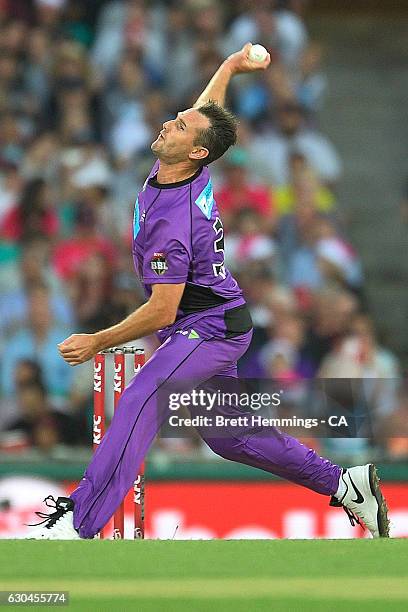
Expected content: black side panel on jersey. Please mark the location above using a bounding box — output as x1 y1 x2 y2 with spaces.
178 283 229 315
224 305 253 338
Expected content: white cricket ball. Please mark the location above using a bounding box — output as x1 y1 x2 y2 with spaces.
248 44 268 63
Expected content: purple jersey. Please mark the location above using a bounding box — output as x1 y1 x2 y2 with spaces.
132 161 252 339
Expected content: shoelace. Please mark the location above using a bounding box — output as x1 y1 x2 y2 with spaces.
329 496 362 529
341 505 361 528
26 496 67 529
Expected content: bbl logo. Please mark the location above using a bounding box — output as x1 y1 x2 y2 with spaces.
150 252 168 275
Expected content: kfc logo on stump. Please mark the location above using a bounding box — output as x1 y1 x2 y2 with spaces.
150 252 168 275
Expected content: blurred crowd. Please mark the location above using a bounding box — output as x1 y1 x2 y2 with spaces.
0 0 405 463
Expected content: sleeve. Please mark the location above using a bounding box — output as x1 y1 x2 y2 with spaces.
142 216 191 285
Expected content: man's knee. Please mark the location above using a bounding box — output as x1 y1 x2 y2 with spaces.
204 437 238 461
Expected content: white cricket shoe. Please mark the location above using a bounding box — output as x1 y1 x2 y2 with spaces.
26 496 80 540
330 464 389 538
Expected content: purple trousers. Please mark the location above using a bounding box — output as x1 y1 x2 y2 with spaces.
71 330 341 538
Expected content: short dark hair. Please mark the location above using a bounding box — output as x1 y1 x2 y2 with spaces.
195 101 238 166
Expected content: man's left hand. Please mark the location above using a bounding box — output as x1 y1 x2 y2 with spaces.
58 334 100 366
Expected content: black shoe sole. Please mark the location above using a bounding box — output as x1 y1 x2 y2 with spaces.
368 464 390 538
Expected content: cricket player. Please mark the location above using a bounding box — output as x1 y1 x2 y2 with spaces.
28 44 389 539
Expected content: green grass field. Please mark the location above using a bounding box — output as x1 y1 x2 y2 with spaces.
2 540 407 611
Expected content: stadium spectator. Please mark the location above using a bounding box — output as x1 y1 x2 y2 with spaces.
19 132 60 183
5 380 79 452
0 238 74 339
52 202 116 281
296 42 327 113
225 208 278 276
22 27 52 115
215 147 275 229
246 102 342 186
299 288 359 375
0 113 26 167
1 283 73 400
274 152 336 217
260 313 306 380
319 313 400 415
225 0 308 67
162 5 196 103
0 177 58 243
14 359 45 389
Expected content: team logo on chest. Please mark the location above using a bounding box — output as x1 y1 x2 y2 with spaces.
150 252 168 275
